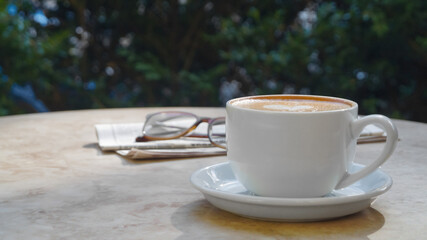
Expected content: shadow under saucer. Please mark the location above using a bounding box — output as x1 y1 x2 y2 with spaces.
171 200 385 240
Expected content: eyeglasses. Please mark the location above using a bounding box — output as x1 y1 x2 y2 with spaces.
135 111 226 149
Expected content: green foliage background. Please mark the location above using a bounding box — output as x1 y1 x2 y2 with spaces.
1 0 426 122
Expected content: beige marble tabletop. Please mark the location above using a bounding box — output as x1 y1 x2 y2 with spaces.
0 107 426 240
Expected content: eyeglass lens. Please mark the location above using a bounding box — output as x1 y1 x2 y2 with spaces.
143 112 198 138
208 117 227 149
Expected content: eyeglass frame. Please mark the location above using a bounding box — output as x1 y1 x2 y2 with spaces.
135 111 226 149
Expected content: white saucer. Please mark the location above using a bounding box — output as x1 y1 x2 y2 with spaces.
190 162 392 222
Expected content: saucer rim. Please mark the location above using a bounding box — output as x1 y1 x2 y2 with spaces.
190 162 392 207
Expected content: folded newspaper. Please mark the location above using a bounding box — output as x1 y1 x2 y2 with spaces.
95 122 385 160
95 122 226 159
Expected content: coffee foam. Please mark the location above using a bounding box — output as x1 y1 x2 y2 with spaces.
231 98 351 112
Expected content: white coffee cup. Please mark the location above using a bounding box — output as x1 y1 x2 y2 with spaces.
226 94 398 198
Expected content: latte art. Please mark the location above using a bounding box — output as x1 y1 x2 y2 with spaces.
263 104 314 111
231 98 351 112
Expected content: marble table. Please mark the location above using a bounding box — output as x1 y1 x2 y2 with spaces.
0 108 426 239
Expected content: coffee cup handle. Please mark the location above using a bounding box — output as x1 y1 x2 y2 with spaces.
335 115 398 189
